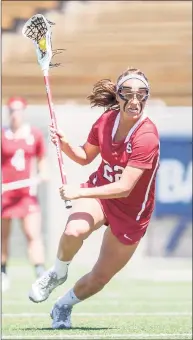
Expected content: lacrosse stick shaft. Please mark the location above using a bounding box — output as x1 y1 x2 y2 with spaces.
43 73 72 209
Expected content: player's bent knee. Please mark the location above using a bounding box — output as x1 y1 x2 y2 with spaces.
64 228 83 239
64 224 90 240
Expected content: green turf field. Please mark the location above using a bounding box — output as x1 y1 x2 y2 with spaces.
2 261 192 339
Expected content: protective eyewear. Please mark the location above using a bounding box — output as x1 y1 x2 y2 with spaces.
118 86 149 102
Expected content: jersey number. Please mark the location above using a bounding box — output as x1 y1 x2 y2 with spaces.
11 149 25 171
103 164 124 183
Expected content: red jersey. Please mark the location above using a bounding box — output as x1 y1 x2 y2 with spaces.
2 124 46 198
84 109 160 245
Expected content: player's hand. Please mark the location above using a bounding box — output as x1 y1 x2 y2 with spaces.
49 125 67 146
59 185 81 200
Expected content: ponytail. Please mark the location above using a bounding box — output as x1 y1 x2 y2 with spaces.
87 79 119 110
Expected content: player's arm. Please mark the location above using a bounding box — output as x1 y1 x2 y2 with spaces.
60 140 99 166
78 132 159 199
79 166 144 199
50 118 100 166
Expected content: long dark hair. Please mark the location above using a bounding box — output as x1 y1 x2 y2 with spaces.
87 68 148 110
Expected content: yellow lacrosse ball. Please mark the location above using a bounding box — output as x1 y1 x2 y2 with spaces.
38 38 46 51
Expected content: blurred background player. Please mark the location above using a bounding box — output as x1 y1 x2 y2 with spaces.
1 97 48 292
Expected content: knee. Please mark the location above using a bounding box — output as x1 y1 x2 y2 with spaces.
64 221 90 241
26 233 40 243
64 227 81 239
25 230 42 243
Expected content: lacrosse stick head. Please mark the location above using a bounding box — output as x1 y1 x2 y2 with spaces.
22 14 57 73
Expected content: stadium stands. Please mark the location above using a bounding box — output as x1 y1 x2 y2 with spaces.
2 1 61 31
2 1 192 105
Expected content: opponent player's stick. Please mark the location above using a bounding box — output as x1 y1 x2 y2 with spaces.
2 177 40 193
22 14 72 209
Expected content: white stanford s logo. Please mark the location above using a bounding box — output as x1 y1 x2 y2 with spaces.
126 142 132 154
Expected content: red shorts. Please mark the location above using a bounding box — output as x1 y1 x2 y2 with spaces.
2 193 40 219
81 182 150 246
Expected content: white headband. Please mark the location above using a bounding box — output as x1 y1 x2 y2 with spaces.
116 74 149 91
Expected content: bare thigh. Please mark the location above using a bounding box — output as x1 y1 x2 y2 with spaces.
91 227 139 283
64 198 106 238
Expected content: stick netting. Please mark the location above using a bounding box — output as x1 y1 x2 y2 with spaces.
23 15 64 68
24 15 54 43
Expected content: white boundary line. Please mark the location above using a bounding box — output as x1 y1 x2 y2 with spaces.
2 333 193 339
2 312 192 317
3 300 192 306
3 297 192 300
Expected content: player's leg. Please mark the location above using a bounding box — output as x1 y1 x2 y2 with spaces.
29 198 106 303
56 198 106 262
1 218 12 292
51 227 138 329
74 228 138 298
21 211 45 278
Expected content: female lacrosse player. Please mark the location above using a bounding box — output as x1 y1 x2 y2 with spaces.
2 97 48 292
29 68 160 329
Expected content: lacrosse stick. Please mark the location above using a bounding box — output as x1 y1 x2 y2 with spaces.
22 14 71 209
